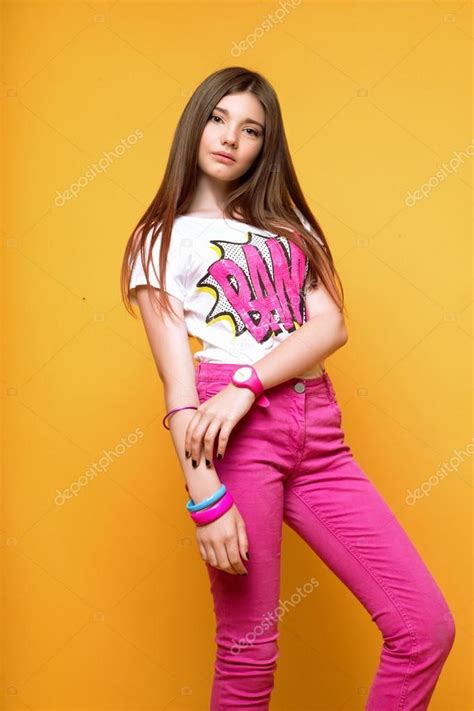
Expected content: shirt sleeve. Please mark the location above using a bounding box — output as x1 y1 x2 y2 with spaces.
128 225 187 306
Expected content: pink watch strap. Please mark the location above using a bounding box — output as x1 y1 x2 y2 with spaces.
255 393 270 408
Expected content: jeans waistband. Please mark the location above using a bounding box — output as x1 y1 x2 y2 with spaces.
195 361 335 400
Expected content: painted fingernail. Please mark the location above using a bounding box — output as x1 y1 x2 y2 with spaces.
192 459 197 468
205 459 211 468
217 453 223 460
185 450 190 458
246 552 250 560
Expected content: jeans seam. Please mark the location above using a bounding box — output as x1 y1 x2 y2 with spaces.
286 398 306 478
287 488 419 710
330 401 342 427
208 563 233 711
287 395 336 480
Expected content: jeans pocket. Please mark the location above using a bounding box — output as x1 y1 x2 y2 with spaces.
195 380 208 404
196 380 226 403
205 381 228 399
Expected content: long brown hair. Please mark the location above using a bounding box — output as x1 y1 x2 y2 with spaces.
121 66 346 321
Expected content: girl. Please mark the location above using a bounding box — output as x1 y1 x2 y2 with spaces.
121 67 455 710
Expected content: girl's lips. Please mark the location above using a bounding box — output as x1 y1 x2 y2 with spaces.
212 153 235 163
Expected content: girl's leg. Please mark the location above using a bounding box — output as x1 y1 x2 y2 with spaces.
196 363 293 710
282 373 456 710
204 468 284 711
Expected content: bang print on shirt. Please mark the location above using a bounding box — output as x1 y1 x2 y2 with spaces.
128 211 322 365
196 229 309 346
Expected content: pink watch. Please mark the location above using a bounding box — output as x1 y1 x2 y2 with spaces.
231 366 270 408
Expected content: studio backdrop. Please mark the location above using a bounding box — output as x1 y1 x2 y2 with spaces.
2 1 472 709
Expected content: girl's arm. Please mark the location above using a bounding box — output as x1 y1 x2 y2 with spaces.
135 286 222 505
253 282 348 389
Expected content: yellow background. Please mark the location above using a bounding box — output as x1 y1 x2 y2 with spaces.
2 0 472 709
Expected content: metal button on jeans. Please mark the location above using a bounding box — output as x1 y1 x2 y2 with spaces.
294 382 305 393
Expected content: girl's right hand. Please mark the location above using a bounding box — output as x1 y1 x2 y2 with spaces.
195 503 249 575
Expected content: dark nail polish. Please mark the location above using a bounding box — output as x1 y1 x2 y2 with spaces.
246 552 250 560
185 450 190 458
192 459 197 468
217 453 222 460
205 459 211 468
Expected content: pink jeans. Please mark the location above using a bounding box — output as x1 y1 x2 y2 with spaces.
195 362 455 710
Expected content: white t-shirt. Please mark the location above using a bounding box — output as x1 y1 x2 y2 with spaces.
128 212 323 365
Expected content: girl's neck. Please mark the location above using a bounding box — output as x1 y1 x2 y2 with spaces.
183 211 225 218
181 209 245 220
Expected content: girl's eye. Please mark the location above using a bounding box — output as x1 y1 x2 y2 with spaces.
209 114 261 138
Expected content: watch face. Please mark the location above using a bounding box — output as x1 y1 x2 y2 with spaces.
234 366 252 383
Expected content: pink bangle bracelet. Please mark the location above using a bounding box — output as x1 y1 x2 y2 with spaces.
162 405 198 430
190 490 234 526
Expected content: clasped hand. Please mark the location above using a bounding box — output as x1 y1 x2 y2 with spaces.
184 384 256 465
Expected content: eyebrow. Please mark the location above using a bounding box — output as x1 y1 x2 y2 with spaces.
214 105 265 131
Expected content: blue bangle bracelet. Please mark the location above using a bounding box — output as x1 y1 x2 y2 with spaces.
186 483 227 512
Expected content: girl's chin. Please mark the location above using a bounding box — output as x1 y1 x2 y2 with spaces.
204 167 241 183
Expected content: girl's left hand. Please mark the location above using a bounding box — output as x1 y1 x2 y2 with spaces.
184 384 256 466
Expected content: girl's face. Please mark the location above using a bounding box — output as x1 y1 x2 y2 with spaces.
197 91 265 183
